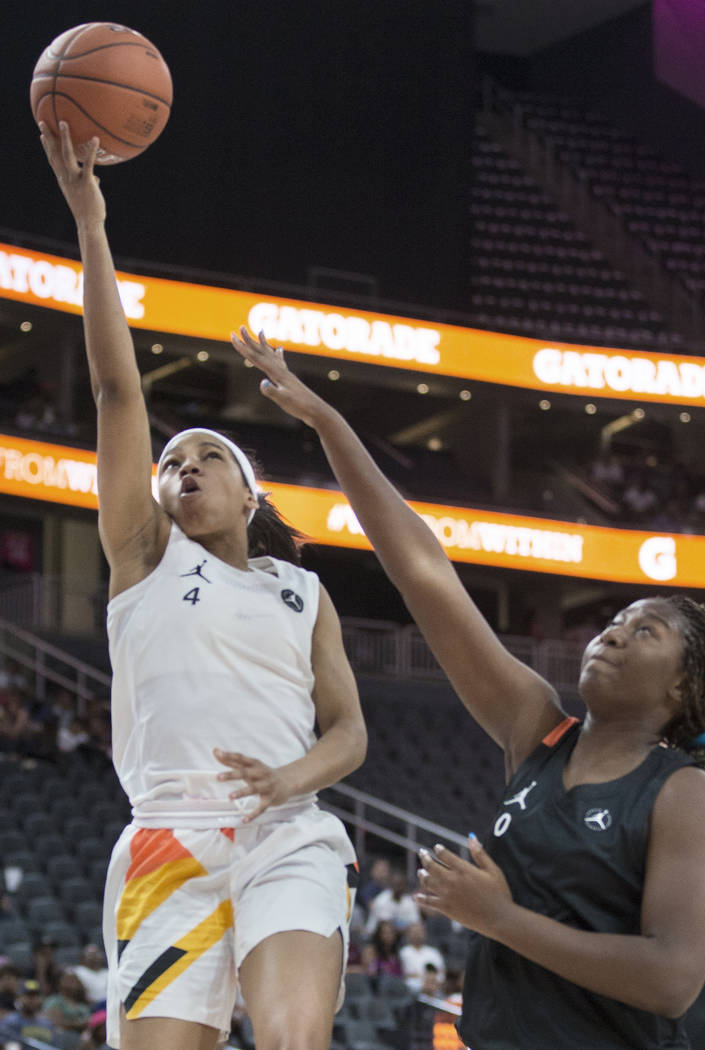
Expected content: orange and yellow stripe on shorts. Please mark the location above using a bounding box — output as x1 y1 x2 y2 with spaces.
117 829 233 1019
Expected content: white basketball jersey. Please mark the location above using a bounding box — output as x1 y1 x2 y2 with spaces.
107 523 321 827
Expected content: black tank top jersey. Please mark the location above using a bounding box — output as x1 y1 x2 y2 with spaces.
460 717 695 1050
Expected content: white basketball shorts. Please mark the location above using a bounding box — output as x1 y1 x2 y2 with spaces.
102 807 357 1047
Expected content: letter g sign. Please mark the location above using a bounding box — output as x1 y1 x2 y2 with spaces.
638 536 677 582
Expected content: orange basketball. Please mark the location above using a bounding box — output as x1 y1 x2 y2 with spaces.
30 22 172 165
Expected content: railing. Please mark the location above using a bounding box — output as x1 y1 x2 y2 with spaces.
0 573 108 638
0 575 585 701
0 616 111 704
320 781 470 882
342 618 583 699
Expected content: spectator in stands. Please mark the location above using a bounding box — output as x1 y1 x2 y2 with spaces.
57 714 90 754
32 936 59 998
42 966 91 1033
400 921 446 993
419 962 441 998
365 869 421 934
622 471 658 519
361 920 403 980
73 944 109 1008
0 892 18 923
0 977 56 1044
689 487 705 534
590 450 624 498
0 693 42 758
85 705 112 763
51 687 76 732
345 936 365 974
235 328 705 1049
442 967 464 1008
651 497 683 534
0 661 30 700
0 964 19 1018
78 1007 109 1050
14 382 60 436
358 856 391 910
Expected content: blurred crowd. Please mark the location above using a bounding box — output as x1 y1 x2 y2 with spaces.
348 857 465 1000
589 448 705 532
0 660 111 769
0 941 108 1049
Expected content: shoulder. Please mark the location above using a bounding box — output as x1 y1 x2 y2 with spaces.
648 764 705 851
654 763 705 809
508 715 580 784
249 555 319 588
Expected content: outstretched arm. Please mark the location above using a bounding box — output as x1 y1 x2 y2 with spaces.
231 329 563 772
40 122 167 591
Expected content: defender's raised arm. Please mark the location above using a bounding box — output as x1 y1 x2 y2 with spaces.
231 327 563 774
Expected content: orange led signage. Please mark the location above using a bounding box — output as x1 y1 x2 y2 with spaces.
1 434 704 590
3 241 705 406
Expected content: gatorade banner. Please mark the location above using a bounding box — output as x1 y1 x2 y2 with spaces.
0 433 703 589
4 242 705 406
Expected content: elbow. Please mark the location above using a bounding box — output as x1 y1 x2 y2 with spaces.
343 721 367 776
652 973 704 1019
350 723 368 774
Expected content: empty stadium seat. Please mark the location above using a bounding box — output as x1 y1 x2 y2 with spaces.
0 916 32 945
57 875 93 907
41 919 80 947
45 853 82 886
22 812 57 839
0 829 28 854
15 871 52 906
5 849 42 875
73 900 104 934
25 895 68 929
35 832 71 859
76 836 109 867
54 945 83 968
63 817 96 842
4 941 33 975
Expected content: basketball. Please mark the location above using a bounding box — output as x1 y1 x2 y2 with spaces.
30 23 172 165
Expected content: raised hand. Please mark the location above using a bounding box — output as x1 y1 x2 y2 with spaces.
230 326 329 429
214 747 295 823
39 120 106 229
416 838 513 937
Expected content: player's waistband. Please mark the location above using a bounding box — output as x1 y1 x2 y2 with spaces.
131 793 317 829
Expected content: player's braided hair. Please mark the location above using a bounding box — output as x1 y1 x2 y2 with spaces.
229 443 306 566
660 595 705 769
247 490 306 566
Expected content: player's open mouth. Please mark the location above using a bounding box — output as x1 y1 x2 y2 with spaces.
180 478 200 495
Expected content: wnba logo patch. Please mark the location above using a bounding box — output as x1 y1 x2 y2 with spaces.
281 589 304 612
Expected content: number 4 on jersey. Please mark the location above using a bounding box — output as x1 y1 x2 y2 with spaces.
183 587 200 605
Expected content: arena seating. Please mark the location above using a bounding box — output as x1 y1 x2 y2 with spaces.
0 752 128 974
467 121 674 350
344 678 505 837
0 739 476 1049
498 89 705 317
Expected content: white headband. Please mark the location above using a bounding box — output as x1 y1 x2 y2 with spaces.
158 428 260 523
